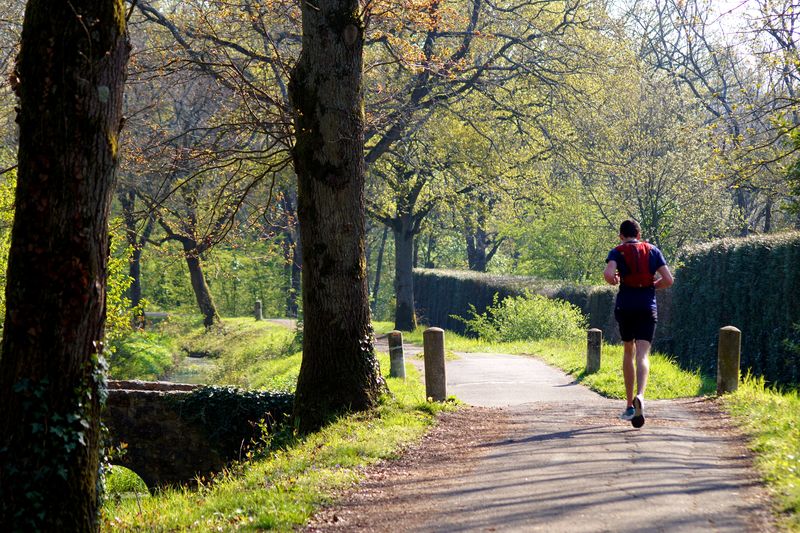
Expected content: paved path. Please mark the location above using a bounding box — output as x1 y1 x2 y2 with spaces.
347 337 775 532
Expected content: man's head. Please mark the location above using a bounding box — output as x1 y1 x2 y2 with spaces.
619 219 641 239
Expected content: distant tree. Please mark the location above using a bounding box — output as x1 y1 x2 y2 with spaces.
625 0 796 233
0 0 129 529
289 0 385 431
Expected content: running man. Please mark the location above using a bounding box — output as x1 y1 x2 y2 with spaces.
603 220 673 428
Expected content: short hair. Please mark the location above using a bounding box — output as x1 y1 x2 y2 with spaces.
619 219 641 238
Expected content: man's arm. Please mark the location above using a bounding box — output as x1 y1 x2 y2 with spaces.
654 265 673 289
604 260 620 285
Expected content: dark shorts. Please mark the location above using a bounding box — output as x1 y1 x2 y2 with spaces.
614 308 657 343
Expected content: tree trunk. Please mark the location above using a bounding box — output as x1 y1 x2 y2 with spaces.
119 189 153 312
466 226 489 272
394 216 417 331
465 210 500 272
282 237 293 313
279 189 301 318
289 0 384 432
289 238 302 319
736 188 750 236
0 1 129 529
371 226 388 313
423 232 435 268
181 242 221 328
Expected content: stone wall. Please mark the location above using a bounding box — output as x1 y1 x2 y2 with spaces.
104 381 293 488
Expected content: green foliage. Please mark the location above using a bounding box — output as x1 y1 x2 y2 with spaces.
784 130 800 216
105 466 148 497
722 376 800 529
672 232 800 385
0 169 15 326
106 331 175 380
105 232 139 344
203 242 289 318
138 241 197 312
500 183 616 283
460 292 587 342
177 385 294 455
140 239 290 318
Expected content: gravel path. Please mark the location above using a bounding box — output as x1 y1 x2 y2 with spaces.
307 337 775 532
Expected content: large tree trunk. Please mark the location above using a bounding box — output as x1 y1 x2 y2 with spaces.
289 0 384 432
393 215 417 331
181 241 221 328
0 1 129 529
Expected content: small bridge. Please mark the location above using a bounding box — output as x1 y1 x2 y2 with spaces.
104 381 293 489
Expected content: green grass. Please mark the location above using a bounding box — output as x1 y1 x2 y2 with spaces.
107 331 177 381
105 465 149 495
373 322 714 399
166 317 299 388
721 376 800 531
108 316 299 385
102 353 454 531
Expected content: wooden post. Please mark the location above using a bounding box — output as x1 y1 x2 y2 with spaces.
388 330 406 379
717 326 741 395
586 328 602 374
254 300 263 321
423 327 447 401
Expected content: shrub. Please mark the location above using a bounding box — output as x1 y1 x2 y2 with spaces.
460 292 588 342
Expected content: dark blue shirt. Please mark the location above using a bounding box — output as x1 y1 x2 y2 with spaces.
606 241 667 312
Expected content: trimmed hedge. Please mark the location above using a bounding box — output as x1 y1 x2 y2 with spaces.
672 232 800 385
414 232 800 386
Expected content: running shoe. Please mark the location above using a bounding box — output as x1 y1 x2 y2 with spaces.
631 394 645 428
620 406 635 421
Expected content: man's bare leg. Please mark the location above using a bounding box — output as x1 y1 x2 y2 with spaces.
635 339 651 397
622 340 636 407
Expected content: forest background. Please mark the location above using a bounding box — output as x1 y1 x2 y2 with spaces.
1 0 800 332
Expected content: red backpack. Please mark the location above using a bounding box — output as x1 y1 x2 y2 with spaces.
614 242 654 288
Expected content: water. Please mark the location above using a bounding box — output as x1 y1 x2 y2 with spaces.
162 355 216 385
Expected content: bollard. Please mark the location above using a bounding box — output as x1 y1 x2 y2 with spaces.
388 330 406 379
717 326 741 395
586 328 602 374
423 327 447 401
254 300 263 321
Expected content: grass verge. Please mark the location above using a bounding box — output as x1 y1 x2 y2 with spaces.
102 352 455 531
721 376 800 531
